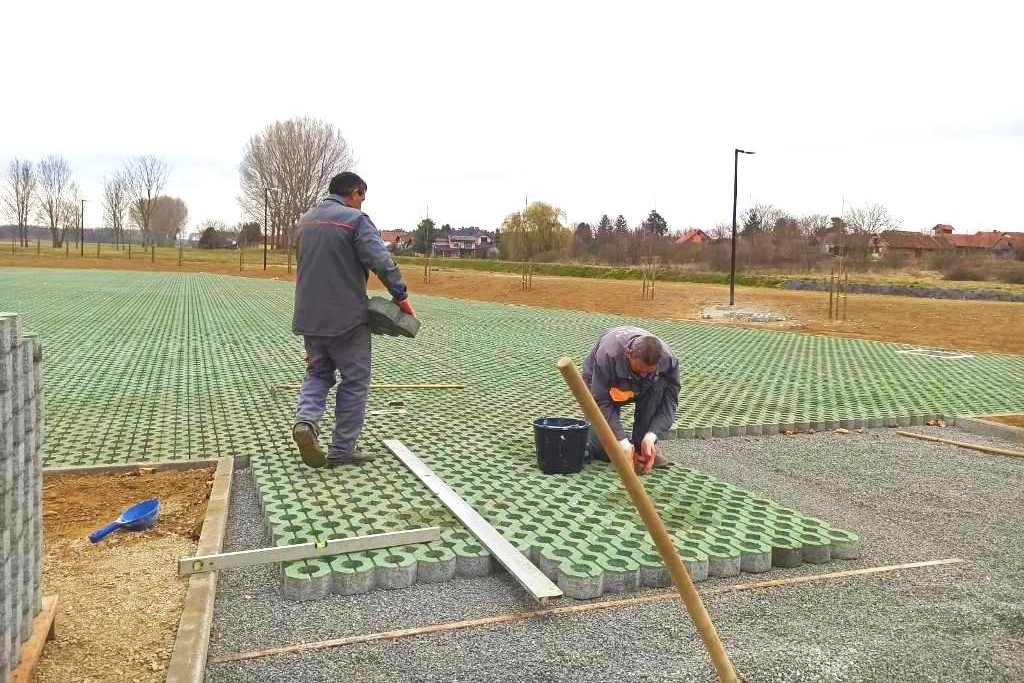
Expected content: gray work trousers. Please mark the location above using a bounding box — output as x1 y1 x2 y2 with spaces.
294 325 371 457
587 379 666 461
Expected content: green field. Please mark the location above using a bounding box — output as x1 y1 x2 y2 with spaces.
6 267 1024 598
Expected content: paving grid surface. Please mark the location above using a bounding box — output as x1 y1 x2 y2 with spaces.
5 268 1024 599
207 428 1024 682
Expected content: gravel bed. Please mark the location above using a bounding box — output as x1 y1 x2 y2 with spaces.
207 428 1024 682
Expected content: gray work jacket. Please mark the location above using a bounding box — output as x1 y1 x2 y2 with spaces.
292 195 408 337
581 326 680 440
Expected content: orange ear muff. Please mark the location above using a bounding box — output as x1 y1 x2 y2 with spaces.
609 387 635 403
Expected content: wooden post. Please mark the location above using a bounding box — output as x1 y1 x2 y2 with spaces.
36 238 40 256
151 243 156 263
556 358 741 683
128 241 132 260
828 264 835 320
239 247 243 271
65 241 69 258
842 267 849 321
96 241 100 258
178 244 183 267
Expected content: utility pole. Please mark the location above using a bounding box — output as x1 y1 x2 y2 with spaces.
263 186 278 271
80 198 87 256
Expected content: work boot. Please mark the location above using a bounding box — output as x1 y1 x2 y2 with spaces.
292 422 326 469
326 451 378 467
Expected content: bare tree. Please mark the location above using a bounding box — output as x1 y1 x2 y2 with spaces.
102 172 130 248
238 117 355 250
709 222 732 240
740 203 783 237
798 213 831 239
843 204 901 265
36 155 74 247
123 155 170 246
58 183 81 248
844 203 901 235
2 159 38 246
130 195 188 246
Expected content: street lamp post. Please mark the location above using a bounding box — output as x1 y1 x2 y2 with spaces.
730 149 755 306
80 198 87 256
263 186 278 271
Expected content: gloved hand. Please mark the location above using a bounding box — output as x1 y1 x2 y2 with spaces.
396 298 415 317
637 433 658 474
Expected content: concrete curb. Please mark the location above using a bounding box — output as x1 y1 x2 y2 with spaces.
948 416 1024 445
165 456 234 683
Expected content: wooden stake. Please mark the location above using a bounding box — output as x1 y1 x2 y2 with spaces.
10 595 58 683
896 430 1024 458
209 557 963 665
829 265 835 320
556 357 740 683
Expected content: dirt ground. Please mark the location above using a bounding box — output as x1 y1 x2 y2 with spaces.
3 254 1022 356
982 415 1024 428
36 468 213 683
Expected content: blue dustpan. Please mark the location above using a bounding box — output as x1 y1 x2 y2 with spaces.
89 498 161 543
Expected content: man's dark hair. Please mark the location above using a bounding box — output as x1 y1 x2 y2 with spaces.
329 172 367 198
632 336 663 366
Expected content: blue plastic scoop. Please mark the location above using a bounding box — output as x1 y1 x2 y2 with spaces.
89 498 161 543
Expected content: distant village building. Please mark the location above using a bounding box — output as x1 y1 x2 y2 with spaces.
870 225 1021 261
674 229 711 246
431 228 497 258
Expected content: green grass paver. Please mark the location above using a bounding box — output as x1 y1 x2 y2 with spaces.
5 268 1024 599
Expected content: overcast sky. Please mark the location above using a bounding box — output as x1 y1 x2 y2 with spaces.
3 0 1022 235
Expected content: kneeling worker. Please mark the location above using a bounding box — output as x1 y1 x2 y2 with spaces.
582 326 680 474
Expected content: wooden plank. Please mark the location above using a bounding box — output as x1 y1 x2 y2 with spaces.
9 595 58 683
178 527 441 576
274 383 464 393
209 557 964 665
166 455 233 683
370 383 465 390
383 439 562 603
43 457 220 476
896 430 1024 458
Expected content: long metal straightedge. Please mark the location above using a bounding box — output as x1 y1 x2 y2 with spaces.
178 527 441 576
383 439 563 603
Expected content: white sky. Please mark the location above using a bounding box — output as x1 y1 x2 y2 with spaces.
3 0 1022 235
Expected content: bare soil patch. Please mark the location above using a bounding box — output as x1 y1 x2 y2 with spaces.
36 468 213 683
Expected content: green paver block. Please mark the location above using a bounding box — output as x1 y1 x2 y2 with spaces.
281 559 332 601
413 542 458 584
557 560 604 600
372 548 418 589
330 553 376 595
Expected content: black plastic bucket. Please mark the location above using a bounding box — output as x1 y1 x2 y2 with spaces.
533 417 590 474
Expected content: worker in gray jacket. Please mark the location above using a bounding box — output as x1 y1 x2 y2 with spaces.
582 326 680 473
291 171 412 468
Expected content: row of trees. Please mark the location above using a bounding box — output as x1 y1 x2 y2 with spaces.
490 200 902 270
2 155 188 248
194 220 261 249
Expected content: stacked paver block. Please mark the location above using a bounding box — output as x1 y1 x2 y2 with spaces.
0 313 44 683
